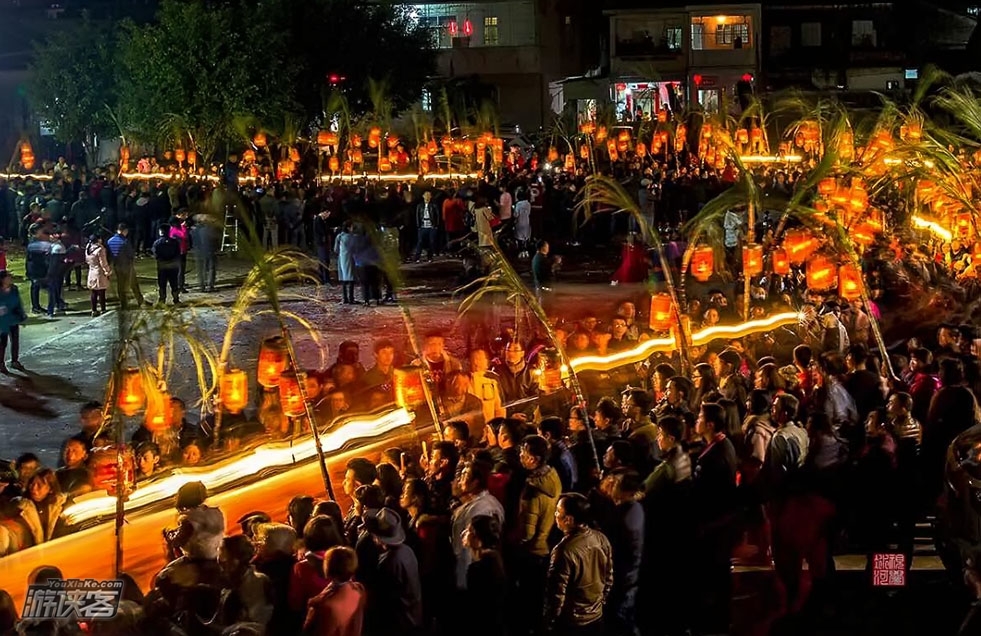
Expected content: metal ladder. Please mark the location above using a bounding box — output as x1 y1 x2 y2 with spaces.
220 204 238 253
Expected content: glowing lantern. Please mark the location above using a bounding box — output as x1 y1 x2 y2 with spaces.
278 370 307 418
784 229 816 264
428 140 438 155
750 128 763 143
117 367 145 416
174 149 185 164
22 156 34 171
220 368 249 414
547 147 559 162
368 128 382 149
144 390 173 433
690 246 714 282
702 124 713 139
771 248 790 275
19 141 32 155
448 18 458 36
838 264 862 300
814 199 829 214
328 156 340 172
580 144 589 160
848 185 868 212
564 153 575 172
352 134 363 147
596 126 608 143
636 142 647 158
657 110 668 123
736 129 749 145
649 293 674 331
818 178 836 196
742 244 763 276
394 367 426 409
972 242 981 264
379 158 393 172
954 212 972 239
607 140 619 162
253 132 267 148
317 130 330 146
257 336 289 388
289 147 301 162
580 122 596 135
387 136 400 150
120 146 130 164
806 254 837 291
243 149 256 163
89 446 135 496
187 150 197 165
617 130 631 144
352 150 364 164
851 222 877 247
617 139 629 153
463 18 473 36
343 161 353 174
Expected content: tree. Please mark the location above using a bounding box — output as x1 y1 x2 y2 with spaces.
27 19 118 162
115 0 296 162
268 0 438 122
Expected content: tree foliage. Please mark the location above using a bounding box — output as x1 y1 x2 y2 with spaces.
27 19 117 150
114 0 295 162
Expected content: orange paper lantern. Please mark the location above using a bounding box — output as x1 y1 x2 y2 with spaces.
972 242 981 264
144 390 173 433
117 367 145 417
596 126 608 143
783 229 816 264
187 150 197 165
257 336 289 388
657 110 668 123
771 248 790 275
690 246 714 282
806 254 837 291
387 136 400 150
220 368 249 414
253 132 267 148
379 158 393 172
851 222 878 246
954 212 972 239
649 293 674 331
289 147 301 162
750 128 763 143
838 264 862 300
278 370 307 418
174 149 185 164
564 153 575 172
580 144 589 160
328 156 340 172
818 178 836 196
394 367 426 409
352 150 363 164
547 147 559 163
736 129 749 145
742 244 763 276
243 149 256 163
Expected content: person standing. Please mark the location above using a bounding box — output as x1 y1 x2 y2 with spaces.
334 222 357 305
303 546 366 636
313 208 333 285
0 270 26 373
106 223 144 309
25 225 50 315
152 224 182 305
414 190 439 263
168 210 191 293
191 213 220 293
364 507 423 635
85 234 111 317
544 493 614 636
45 234 68 317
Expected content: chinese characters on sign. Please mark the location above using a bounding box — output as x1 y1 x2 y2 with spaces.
872 553 906 587
22 579 123 621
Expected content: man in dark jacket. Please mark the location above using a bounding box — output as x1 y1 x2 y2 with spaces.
107 223 144 309
365 508 423 635
601 471 644 636
191 214 221 293
312 208 333 284
152 224 181 305
493 340 539 406
25 226 51 314
414 190 439 262
539 416 578 492
545 493 614 634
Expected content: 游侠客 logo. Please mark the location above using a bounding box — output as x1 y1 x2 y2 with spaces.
22 579 124 620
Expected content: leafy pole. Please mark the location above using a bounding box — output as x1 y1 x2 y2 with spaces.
457 241 601 474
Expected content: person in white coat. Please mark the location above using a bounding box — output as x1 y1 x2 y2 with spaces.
85 234 111 316
334 222 357 305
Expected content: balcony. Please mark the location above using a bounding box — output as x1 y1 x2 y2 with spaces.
436 44 542 76
615 37 684 60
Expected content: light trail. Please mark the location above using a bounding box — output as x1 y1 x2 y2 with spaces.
61 407 414 526
912 214 953 241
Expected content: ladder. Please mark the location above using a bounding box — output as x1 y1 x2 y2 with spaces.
220 204 238 253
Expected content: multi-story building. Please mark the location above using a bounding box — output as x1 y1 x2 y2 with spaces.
404 0 603 130
571 2 762 119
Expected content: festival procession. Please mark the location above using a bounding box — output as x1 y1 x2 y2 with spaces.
3 1 981 635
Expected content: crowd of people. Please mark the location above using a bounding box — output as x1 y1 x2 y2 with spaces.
0 143 981 635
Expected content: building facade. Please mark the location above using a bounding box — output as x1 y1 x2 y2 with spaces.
404 0 602 131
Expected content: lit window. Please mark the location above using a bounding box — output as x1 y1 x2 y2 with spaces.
691 22 703 50
968 7 979 16
666 27 682 50
715 23 749 46
421 89 432 112
484 16 499 46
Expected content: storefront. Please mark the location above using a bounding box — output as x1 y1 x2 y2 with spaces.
611 81 684 121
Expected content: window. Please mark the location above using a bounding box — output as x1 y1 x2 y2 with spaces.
852 20 876 47
665 26 682 50
968 6 979 16
691 22 703 50
691 16 751 50
483 16 499 46
421 89 432 112
801 22 821 47
770 25 791 56
715 23 749 46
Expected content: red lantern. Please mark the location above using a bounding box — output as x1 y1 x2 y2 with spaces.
690 246 714 282
838 264 862 300
253 132 267 148
342 161 353 174
117 367 145 416
89 446 135 496
750 128 763 143
580 144 589 160
851 222 877 247
379 158 393 172
848 185 868 212
806 254 837 291
596 126 608 143
257 336 289 388
394 367 426 409
607 140 618 162
352 150 364 164
564 153 575 172
144 390 173 433
463 18 473 36
289 147 301 163
742 244 763 276
636 142 647 158
736 129 749 145
771 248 790 275
243 149 256 163
279 370 306 418
174 149 186 164
187 150 197 165
547 147 559 162
818 178 836 197
783 229 815 264
649 293 674 331
328 156 340 172
657 110 668 123
221 368 249 414
352 134 363 147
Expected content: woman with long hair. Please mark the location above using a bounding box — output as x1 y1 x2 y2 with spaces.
85 234 111 316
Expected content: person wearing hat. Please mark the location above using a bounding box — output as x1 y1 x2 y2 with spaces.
152 223 182 305
364 507 423 634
